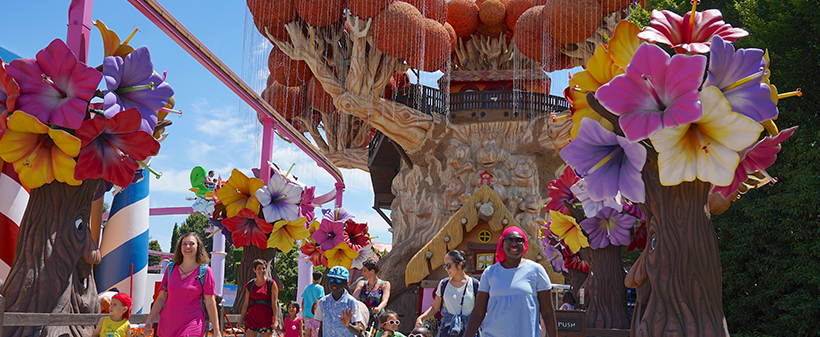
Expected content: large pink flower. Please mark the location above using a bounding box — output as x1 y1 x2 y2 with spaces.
312 217 346 251
596 43 706 142
637 9 748 55
74 108 160 187
6 39 102 129
711 126 797 198
544 166 580 214
222 208 274 249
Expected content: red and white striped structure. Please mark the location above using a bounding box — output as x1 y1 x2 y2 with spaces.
0 162 28 283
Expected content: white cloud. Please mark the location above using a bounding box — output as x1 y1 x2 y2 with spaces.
150 168 193 194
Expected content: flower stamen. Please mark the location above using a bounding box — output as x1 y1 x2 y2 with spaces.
159 107 182 115
691 125 710 153
777 88 802 100
122 27 140 45
41 74 67 97
23 137 48 167
688 0 700 36
116 81 155 93
586 147 623 176
723 70 767 92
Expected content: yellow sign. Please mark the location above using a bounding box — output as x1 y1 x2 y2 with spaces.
478 230 493 243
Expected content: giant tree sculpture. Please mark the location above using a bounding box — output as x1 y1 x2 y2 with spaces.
555 4 801 335
247 0 632 323
0 26 172 337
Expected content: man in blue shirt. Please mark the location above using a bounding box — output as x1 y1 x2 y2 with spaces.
315 266 362 337
302 271 325 318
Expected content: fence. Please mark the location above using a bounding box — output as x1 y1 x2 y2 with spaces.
392 84 570 117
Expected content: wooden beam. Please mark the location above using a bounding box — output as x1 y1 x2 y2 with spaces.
1 295 5 337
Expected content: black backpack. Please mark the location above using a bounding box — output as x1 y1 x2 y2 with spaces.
246 278 274 306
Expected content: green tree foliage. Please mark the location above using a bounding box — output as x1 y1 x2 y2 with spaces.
274 247 300 304
169 214 242 285
170 224 180 254
148 238 162 274
631 0 820 335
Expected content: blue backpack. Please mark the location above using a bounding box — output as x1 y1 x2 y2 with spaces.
166 262 208 286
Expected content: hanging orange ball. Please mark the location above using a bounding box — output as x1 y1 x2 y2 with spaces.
504 0 533 30
263 80 308 121
297 0 346 27
350 0 394 20
514 6 561 62
543 0 603 44
247 0 297 42
477 21 509 38
408 19 451 71
268 47 314 87
402 0 448 23
444 22 458 50
446 0 481 38
373 1 426 60
479 0 507 26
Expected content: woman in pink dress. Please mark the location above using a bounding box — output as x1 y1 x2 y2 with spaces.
143 233 222 337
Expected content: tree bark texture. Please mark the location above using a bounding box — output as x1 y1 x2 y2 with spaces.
586 245 629 329
628 160 728 337
0 179 102 337
231 245 278 313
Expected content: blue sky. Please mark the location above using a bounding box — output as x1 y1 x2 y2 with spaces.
3 1 578 252
2 1 392 252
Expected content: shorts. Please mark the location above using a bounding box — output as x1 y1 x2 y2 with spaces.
247 327 274 333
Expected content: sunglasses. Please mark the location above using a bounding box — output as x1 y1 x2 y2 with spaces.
442 263 453 269
383 320 401 325
328 277 345 284
408 334 427 337
504 237 525 245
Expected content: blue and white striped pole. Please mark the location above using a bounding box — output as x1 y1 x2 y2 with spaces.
96 170 150 313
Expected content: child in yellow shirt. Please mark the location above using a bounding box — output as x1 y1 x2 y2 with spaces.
93 292 133 337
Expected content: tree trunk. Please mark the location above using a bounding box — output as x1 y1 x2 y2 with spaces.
0 180 102 337
232 245 278 313
586 245 629 329
629 161 728 336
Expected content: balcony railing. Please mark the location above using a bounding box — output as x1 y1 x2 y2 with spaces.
391 84 569 117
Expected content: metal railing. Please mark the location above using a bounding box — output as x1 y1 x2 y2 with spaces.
391 84 569 116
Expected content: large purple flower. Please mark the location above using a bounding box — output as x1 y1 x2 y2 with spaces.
6 39 102 129
321 207 355 223
561 119 647 203
103 46 174 133
312 217 346 251
596 43 707 142
580 207 635 249
571 179 622 218
703 36 776 122
543 243 567 273
256 172 302 222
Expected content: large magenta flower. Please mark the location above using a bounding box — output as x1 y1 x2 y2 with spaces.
299 185 317 222
74 108 160 187
312 217 346 251
544 166 580 214
6 39 102 129
637 8 748 54
704 36 776 122
596 43 706 142
222 208 274 249
711 126 797 198
103 46 174 133
560 119 647 203
579 207 635 249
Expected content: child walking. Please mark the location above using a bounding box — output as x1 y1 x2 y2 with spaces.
282 301 303 337
304 302 320 337
374 310 405 337
93 292 133 337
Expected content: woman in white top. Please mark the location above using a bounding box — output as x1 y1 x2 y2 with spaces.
415 250 479 337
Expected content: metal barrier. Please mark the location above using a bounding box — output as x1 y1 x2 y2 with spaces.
392 84 569 116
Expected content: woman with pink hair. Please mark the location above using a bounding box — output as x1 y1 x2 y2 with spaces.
462 227 557 337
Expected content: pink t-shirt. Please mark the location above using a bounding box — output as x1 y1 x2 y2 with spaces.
304 318 320 337
158 264 215 337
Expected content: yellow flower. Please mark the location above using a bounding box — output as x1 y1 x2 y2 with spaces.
268 217 311 253
569 45 621 139
0 111 81 189
308 220 320 234
216 168 264 217
93 20 137 58
650 87 764 186
324 242 359 269
548 210 589 254
607 20 643 69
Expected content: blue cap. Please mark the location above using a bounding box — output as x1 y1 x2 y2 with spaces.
328 266 349 281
